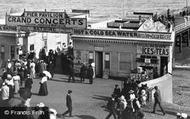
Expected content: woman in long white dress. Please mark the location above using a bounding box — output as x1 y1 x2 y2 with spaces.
12 73 20 94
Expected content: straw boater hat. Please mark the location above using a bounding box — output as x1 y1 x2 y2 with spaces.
68 90 72 94
119 95 126 101
49 108 57 115
129 90 134 94
7 74 12 80
37 102 45 107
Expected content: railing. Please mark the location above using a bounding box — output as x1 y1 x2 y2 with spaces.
175 21 190 33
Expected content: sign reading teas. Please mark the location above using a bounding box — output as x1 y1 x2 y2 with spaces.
142 47 169 56
6 12 87 29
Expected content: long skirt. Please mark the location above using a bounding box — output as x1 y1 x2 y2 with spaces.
38 82 48 96
14 81 20 94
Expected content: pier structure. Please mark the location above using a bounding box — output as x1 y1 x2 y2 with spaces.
174 8 190 53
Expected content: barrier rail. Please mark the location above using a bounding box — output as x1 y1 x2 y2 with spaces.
175 21 190 33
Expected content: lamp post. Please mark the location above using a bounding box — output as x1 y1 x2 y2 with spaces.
186 0 188 8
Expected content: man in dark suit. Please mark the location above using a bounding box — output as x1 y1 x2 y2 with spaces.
87 64 94 84
105 94 117 119
68 57 75 83
63 90 73 117
152 86 165 115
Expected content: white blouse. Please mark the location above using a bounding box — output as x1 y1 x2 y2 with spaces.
41 76 47 83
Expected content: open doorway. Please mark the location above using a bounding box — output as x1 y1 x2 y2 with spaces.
160 56 168 76
95 51 103 78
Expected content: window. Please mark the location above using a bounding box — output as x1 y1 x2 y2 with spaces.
11 46 15 59
0 45 5 67
30 44 34 51
105 53 110 69
88 51 94 64
1 45 5 53
119 52 131 72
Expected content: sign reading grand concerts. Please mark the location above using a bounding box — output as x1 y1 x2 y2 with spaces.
73 29 171 40
6 11 87 29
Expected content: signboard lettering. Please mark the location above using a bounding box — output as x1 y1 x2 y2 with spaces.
0 25 17 31
24 11 65 18
142 47 169 56
19 26 73 33
73 29 171 40
6 15 87 29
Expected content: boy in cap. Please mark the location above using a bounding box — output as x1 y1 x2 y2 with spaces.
63 90 73 117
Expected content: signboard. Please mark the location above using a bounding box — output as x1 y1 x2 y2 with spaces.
6 15 87 29
0 25 17 31
0 25 74 33
24 11 66 18
142 47 169 56
137 46 169 56
19 26 73 33
73 29 171 40
144 58 151 63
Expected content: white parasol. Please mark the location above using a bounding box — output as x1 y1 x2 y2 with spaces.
43 71 52 79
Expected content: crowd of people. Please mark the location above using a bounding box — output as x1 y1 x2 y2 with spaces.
0 48 60 119
105 82 148 119
105 81 166 119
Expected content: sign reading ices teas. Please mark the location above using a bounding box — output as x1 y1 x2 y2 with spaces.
137 46 169 56
6 11 87 29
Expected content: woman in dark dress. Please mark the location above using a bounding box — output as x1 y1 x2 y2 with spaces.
38 73 48 96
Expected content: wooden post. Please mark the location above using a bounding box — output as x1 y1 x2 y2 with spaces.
188 29 190 47
179 33 182 53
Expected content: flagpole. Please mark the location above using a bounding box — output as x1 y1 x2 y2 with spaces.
186 0 188 8
122 0 125 18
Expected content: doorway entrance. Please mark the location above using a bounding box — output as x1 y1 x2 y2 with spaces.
160 56 168 76
95 51 103 78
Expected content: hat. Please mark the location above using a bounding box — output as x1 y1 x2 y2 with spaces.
68 90 72 94
154 86 158 89
7 74 12 80
129 90 134 94
181 113 187 118
119 95 125 101
49 108 57 115
37 102 45 107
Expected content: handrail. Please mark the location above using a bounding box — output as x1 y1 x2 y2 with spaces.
175 21 190 33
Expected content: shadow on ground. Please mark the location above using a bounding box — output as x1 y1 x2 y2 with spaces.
50 78 89 84
75 115 97 119
56 114 96 119
92 95 110 101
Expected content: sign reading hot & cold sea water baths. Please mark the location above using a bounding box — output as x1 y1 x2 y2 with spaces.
6 10 87 30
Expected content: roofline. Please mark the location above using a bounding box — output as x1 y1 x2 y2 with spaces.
72 35 174 43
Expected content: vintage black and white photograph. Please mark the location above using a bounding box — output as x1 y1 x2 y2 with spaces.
0 0 189 119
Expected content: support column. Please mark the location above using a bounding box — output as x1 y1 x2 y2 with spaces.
188 29 190 47
179 33 182 53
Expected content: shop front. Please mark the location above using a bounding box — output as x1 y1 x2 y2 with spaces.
136 45 170 78
72 28 174 79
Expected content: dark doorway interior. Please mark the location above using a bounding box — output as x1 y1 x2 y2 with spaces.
95 51 103 78
160 56 168 76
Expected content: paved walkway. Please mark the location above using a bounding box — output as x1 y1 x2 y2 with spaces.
28 74 190 119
